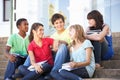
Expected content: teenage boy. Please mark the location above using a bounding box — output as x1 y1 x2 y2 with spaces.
4 18 29 80
45 13 71 80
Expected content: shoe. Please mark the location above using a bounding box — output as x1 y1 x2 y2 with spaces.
44 74 53 80
12 73 23 79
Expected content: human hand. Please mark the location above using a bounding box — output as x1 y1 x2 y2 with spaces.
34 63 43 74
8 54 17 62
69 62 78 68
53 40 60 52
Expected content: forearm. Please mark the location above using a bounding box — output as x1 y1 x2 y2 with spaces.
76 61 90 68
4 46 11 58
28 51 36 66
86 34 100 41
30 56 36 66
5 48 11 58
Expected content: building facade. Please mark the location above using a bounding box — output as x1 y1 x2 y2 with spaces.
0 0 120 37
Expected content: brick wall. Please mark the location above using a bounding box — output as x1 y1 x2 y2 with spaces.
0 37 8 79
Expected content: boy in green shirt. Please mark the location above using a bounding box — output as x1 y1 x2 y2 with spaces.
4 18 29 80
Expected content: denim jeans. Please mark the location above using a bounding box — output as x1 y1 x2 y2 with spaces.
51 67 88 80
50 44 70 78
18 62 52 80
59 67 89 80
91 40 108 63
4 56 26 80
23 44 70 79
23 56 31 66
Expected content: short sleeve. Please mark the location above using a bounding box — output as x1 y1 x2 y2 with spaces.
83 40 94 50
28 43 34 51
46 38 54 45
6 35 14 47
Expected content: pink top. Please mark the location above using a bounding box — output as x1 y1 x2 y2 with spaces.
28 38 54 65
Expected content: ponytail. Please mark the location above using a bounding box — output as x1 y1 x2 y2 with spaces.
29 30 33 42
29 23 44 42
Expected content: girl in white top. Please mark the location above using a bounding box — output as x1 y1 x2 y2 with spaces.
55 24 95 80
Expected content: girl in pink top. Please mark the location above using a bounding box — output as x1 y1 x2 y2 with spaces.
17 23 59 80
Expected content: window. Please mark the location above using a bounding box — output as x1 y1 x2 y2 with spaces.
3 0 11 21
3 0 16 21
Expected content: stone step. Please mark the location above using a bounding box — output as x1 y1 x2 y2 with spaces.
84 78 120 80
113 47 120 55
101 60 120 69
94 69 120 78
111 54 120 60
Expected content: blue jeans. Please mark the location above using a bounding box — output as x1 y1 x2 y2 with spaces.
23 56 31 66
52 67 88 80
91 41 108 63
18 62 52 80
4 56 26 80
59 67 89 80
50 44 70 78
24 44 70 70
23 44 70 79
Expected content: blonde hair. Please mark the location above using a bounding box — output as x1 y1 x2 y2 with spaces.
69 24 86 45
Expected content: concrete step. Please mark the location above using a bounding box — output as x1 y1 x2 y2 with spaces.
101 60 120 69
111 54 120 60
94 69 120 78
113 47 120 55
84 78 120 80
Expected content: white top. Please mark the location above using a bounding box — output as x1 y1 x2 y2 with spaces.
71 40 95 77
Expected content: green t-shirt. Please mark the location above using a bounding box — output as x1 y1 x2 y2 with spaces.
6 33 29 56
50 28 71 45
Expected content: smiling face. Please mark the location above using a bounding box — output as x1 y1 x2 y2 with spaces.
88 19 96 27
53 18 65 31
33 26 44 39
69 27 76 40
18 20 29 32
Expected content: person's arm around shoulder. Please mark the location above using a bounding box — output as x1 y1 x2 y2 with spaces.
85 25 109 41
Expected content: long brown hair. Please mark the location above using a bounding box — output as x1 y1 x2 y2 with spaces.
29 23 43 42
69 24 86 46
87 10 104 30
